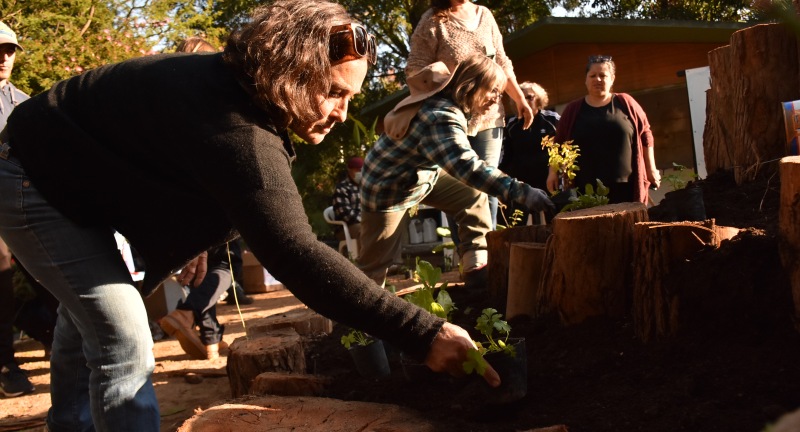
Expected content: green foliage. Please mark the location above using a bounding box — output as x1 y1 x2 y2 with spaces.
462 308 516 376
663 162 698 191
554 0 757 21
497 209 525 230
404 257 455 320
340 328 374 349
560 179 610 213
542 136 580 192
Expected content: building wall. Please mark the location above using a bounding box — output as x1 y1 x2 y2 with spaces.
506 42 724 172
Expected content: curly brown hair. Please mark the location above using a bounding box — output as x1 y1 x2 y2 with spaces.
223 0 353 129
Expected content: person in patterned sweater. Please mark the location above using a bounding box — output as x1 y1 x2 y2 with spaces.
331 156 363 251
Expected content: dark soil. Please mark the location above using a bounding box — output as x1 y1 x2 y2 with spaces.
305 169 800 432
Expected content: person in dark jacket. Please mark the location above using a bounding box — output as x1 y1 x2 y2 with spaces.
499 81 559 225
0 1 498 430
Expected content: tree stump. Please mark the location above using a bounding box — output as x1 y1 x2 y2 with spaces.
506 242 547 320
632 220 720 341
177 395 438 432
486 224 552 305
249 372 332 397
537 202 648 324
227 328 306 397
704 23 800 183
779 156 800 331
246 307 333 339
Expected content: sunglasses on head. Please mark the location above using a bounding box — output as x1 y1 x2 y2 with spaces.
588 55 612 64
329 23 376 65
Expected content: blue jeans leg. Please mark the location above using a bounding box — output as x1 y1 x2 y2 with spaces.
0 153 159 432
447 127 504 243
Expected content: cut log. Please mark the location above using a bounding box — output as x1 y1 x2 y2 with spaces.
226 328 306 398
703 23 800 183
245 307 333 339
632 220 719 341
537 202 648 324
177 395 438 432
486 224 552 305
506 242 547 320
249 372 332 397
779 156 800 331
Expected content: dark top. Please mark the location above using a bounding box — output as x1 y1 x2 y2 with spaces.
7 53 442 360
500 109 559 190
571 99 634 190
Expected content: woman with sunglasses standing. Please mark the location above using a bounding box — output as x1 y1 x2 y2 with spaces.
406 0 533 286
0 1 498 430
546 56 661 204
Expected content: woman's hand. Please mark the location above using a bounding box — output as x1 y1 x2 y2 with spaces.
647 169 662 190
519 102 534 130
546 170 559 194
425 322 501 387
176 251 208 288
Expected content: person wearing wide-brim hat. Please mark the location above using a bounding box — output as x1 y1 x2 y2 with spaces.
359 56 554 298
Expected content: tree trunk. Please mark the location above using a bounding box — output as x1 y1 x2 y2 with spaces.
632 220 720 341
779 156 800 332
227 328 306 397
506 242 547 320
249 372 332 397
245 307 332 339
537 202 648 325
704 24 800 183
486 224 552 306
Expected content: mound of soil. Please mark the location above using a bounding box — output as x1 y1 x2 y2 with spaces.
305 170 800 432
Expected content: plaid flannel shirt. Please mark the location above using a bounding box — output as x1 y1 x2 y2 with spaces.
332 178 361 224
361 96 528 212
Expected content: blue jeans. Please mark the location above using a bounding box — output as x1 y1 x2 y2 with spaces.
447 127 503 245
0 148 159 431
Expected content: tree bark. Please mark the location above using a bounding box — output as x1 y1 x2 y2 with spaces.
227 328 306 397
249 372 332 397
779 156 800 331
506 242 547 320
632 220 721 341
245 307 333 339
704 24 800 183
537 203 648 325
486 224 552 306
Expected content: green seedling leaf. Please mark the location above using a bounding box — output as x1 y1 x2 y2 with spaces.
462 347 488 375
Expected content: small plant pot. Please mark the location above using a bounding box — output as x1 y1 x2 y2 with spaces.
551 189 577 213
348 339 391 379
481 337 527 404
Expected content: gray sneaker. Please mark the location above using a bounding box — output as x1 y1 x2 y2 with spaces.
0 362 35 397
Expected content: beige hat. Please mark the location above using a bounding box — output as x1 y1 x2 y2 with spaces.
383 61 453 140
0 22 22 51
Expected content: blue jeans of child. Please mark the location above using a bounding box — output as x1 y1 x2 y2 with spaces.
0 148 159 431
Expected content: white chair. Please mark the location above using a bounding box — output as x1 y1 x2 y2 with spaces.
323 206 359 260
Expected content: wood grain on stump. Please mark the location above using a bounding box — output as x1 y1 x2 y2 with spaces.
487 224 552 304
506 242 547 320
245 307 333 338
227 328 306 397
177 395 437 432
537 202 648 324
249 372 331 397
632 220 721 341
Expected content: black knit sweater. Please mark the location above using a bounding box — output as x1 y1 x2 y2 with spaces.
7 53 443 360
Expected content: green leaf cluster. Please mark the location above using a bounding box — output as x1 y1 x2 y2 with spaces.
663 162 698 192
340 328 374 349
542 136 580 191
404 257 455 320
462 308 515 376
561 179 610 213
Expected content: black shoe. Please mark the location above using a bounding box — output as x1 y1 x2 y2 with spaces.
225 285 254 305
0 363 35 397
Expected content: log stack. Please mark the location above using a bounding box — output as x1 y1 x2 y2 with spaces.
704 23 800 183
